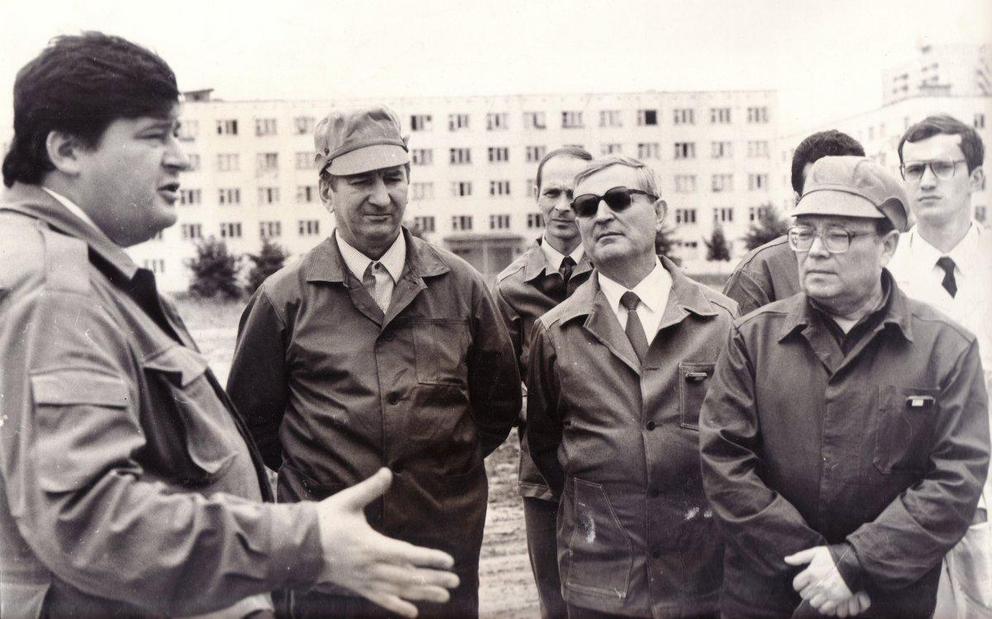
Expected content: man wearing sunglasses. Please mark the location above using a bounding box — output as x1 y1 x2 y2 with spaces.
700 156 989 618
493 146 593 619
888 114 992 619
525 156 738 618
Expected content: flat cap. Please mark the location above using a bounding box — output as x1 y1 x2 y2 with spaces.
794 156 910 232
314 105 409 176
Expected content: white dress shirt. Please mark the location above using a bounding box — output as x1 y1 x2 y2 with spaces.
335 231 406 311
597 258 672 346
539 236 584 273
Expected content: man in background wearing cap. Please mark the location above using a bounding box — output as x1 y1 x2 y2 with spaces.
700 156 989 618
722 130 865 316
889 114 992 618
227 105 521 618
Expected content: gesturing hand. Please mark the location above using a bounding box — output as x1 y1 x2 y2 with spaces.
316 468 460 617
785 546 870 617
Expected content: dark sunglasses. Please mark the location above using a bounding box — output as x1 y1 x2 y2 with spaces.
570 186 658 218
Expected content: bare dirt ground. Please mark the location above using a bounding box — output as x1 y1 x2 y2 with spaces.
179 298 540 618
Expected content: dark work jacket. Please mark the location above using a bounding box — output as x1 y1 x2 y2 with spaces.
722 235 800 317
493 240 593 500
227 229 521 604
699 275 989 618
526 259 738 617
0 185 323 618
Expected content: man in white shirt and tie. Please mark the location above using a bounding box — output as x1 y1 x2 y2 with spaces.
889 113 992 618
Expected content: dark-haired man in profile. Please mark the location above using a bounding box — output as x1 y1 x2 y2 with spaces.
723 130 864 315
0 32 457 618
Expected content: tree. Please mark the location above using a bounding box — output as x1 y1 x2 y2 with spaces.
654 222 681 265
744 204 790 250
245 237 289 295
705 226 732 262
187 236 242 300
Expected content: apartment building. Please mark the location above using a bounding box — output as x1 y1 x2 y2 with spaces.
124 89 779 292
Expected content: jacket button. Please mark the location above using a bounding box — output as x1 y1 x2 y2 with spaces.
651 547 662 559
386 393 399 405
646 421 657 431
648 486 660 498
381 332 395 342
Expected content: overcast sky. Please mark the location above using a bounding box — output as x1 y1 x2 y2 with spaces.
1 0 989 138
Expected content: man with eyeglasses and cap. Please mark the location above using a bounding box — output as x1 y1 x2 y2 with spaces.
525 156 738 618
226 106 521 618
888 114 992 619
700 156 989 618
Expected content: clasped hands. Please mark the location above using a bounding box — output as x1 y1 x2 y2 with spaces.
785 546 871 617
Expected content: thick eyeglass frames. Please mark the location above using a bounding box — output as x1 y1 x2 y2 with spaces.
570 186 657 218
787 225 875 254
899 159 967 182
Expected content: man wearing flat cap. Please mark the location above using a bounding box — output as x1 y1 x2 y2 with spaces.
227 105 521 618
699 156 990 618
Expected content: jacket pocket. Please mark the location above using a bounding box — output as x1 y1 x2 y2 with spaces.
563 477 634 599
872 386 939 475
678 362 715 431
411 319 470 385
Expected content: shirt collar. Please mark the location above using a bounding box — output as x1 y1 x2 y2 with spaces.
334 230 406 283
539 236 584 272
597 257 671 315
904 223 984 276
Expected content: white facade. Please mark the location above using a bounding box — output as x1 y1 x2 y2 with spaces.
883 43 992 105
127 89 780 292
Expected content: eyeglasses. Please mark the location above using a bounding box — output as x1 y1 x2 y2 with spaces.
570 186 657 218
899 159 967 181
787 225 875 254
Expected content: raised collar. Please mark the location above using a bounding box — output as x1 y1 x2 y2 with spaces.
306 226 449 284
334 230 406 284
597 257 671 316
1 182 139 281
521 238 593 283
539 237 584 273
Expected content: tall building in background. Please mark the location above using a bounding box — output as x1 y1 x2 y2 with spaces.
883 43 991 104
126 89 779 292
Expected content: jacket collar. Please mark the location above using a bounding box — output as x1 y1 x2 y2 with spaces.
305 227 450 284
778 269 914 343
521 238 593 283
1 182 139 281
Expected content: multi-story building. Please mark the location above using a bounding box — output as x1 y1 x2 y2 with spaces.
883 43 991 105
124 89 779 292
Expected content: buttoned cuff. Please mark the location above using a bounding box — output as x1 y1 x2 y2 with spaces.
828 543 864 593
267 502 324 588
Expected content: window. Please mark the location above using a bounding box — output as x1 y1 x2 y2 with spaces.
486 113 509 131
296 185 318 203
747 140 770 158
600 110 622 127
296 152 316 169
637 143 659 160
601 143 622 155
711 174 733 193
257 152 279 172
452 181 472 197
143 259 165 274
260 221 282 239
747 106 769 123
413 216 436 233
710 107 731 124
675 208 697 224
526 213 545 229
711 141 733 159
186 153 201 171
298 219 321 236
976 113 987 130
713 207 734 223
178 120 198 141
562 111 584 129
220 222 243 239
255 118 277 136
451 215 473 231
488 147 510 163
974 205 987 222
674 175 697 193
150 230 164 241
449 148 471 165
490 180 511 196
637 109 658 126
217 153 239 171
748 174 769 191
673 108 695 125
523 111 546 129
216 119 238 135
526 178 536 198
749 205 771 222
526 145 547 163
674 142 696 159
411 182 434 200
258 187 280 204
448 113 470 131
490 214 511 230
410 114 433 131
181 223 203 240
294 116 315 135
218 188 241 205
411 149 433 166
179 189 201 205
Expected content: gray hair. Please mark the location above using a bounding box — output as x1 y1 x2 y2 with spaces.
573 156 660 197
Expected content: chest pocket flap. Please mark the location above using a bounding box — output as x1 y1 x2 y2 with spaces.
679 361 716 431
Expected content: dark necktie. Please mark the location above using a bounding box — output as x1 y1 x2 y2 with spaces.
559 256 576 288
936 256 957 298
620 291 649 363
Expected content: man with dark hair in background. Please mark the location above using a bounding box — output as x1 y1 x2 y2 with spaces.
890 113 992 618
723 130 865 315
0 33 457 618
493 145 593 619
